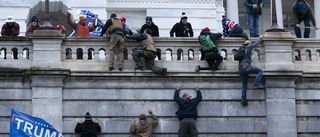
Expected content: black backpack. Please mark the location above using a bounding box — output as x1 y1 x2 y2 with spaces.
234 45 247 61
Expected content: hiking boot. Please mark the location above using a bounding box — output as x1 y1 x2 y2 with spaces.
241 33 249 40
109 67 114 71
195 65 200 72
241 100 248 106
135 66 144 70
119 67 123 71
162 68 167 76
211 66 220 71
253 84 265 90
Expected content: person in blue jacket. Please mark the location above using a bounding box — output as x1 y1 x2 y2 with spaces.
174 85 202 137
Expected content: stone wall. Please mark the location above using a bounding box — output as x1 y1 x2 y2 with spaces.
1 30 320 137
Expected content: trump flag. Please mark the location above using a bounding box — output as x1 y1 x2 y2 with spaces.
10 108 63 137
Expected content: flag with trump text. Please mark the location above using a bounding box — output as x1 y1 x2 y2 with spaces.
10 108 63 137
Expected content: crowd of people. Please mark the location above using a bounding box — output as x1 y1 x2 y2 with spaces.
75 86 202 137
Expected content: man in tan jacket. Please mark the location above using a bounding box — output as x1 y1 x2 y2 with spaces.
128 28 167 76
130 109 158 137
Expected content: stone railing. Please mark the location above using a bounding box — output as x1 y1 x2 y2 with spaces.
0 32 320 72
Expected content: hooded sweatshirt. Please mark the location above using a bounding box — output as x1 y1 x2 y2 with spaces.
130 114 158 137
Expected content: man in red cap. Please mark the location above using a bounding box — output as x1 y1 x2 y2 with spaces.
195 27 223 72
75 112 101 137
120 16 133 36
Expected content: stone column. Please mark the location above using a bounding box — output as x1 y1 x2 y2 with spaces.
263 32 294 69
30 30 65 68
227 0 239 22
264 74 300 137
315 0 320 38
30 69 70 133
273 0 284 29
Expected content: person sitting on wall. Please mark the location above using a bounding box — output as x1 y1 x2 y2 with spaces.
170 12 194 37
136 16 159 37
25 16 41 36
75 112 101 137
222 15 248 40
56 24 67 35
1 16 20 36
130 109 158 137
128 28 167 76
66 11 96 37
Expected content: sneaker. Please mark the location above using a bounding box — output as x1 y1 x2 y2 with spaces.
195 65 200 72
241 100 248 106
162 68 167 76
119 67 123 71
241 33 249 40
253 85 265 90
109 67 114 71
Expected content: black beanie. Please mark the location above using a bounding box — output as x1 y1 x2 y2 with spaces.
32 16 38 23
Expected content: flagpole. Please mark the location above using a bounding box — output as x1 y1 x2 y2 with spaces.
38 0 56 30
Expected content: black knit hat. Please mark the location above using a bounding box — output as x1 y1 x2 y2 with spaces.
181 12 187 20
32 16 38 23
85 112 92 120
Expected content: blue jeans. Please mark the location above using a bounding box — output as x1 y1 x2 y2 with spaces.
247 12 260 37
294 17 311 38
228 25 243 37
238 65 263 101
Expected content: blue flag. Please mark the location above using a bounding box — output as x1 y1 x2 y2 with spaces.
10 108 63 137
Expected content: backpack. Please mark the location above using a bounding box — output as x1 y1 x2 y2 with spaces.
200 35 216 52
234 45 247 61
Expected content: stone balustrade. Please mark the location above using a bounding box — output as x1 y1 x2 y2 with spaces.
0 34 320 71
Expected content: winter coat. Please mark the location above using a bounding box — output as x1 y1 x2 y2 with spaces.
129 33 157 52
170 21 194 37
174 90 202 120
130 114 158 137
292 1 316 26
239 37 262 66
199 30 222 54
140 23 159 37
67 13 96 37
75 120 101 137
244 0 265 14
1 22 20 36
100 18 124 37
25 24 41 36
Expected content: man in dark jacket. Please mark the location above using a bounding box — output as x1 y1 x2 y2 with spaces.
244 0 264 37
137 16 159 37
292 0 318 38
100 12 125 71
170 12 194 37
1 16 20 36
75 112 101 137
195 27 223 72
238 35 264 106
174 85 202 137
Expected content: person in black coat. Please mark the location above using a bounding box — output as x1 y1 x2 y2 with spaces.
195 27 223 72
170 12 194 37
137 16 159 37
75 112 101 137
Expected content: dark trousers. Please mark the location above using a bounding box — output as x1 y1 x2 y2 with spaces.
228 25 244 37
294 17 311 38
199 53 223 70
178 118 198 137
